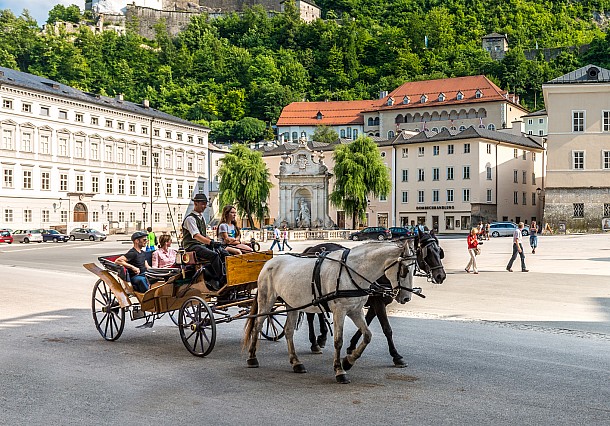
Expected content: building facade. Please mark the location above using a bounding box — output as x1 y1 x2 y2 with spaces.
542 64 610 232
523 109 548 136
0 67 210 233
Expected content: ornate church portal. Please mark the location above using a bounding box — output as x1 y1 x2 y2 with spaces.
276 141 335 229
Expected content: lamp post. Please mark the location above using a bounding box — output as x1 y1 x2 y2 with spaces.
142 202 147 230
536 187 545 226
53 198 62 213
261 200 267 242
100 200 110 232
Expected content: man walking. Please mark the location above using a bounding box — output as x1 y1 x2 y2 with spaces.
281 226 292 251
506 222 528 272
269 225 282 251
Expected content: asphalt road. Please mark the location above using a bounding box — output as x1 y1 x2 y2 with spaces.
0 235 609 425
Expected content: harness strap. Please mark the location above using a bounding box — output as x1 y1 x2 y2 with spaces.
311 251 331 313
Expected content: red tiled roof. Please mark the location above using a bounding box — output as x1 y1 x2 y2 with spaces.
276 99 385 126
364 75 520 113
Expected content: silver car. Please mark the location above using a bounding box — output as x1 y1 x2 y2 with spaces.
12 229 44 243
69 228 107 241
489 222 530 237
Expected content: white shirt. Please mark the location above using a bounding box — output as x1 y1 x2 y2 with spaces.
273 228 281 239
184 211 205 237
513 228 523 245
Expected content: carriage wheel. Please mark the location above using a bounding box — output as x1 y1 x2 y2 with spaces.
260 304 287 341
92 279 125 341
168 310 179 326
179 297 216 357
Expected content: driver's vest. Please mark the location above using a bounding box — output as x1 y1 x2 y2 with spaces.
181 212 207 249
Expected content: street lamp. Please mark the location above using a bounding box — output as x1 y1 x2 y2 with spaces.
261 200 267 241
536 187 545 224
53 198 63 213
142 202 147 230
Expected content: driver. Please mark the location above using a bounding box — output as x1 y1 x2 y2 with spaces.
181 193 226 290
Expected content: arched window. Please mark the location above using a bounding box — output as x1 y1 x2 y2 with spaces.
368 117 374 126
431 127 439 132
301 131 306 139
292 131 298 141
373 117 380 126
459 125 466 131
353 129 358 138
487 123 496 131
340 129 346 138
387 130 395 138
375 132 380 136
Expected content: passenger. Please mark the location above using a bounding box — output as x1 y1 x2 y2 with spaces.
115 231 150 292
217 205 253 255
152 233 177 268
181 193 226 290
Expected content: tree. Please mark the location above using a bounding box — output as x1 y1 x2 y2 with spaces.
312 125 338 143
330 136 391 229
233 117 267 142
47 4 81 24
217 144 272 227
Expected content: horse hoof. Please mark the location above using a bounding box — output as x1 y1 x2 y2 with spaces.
317 336 327 348
247 358 259 368
393 357 408 368
346 347 354 355
336 374 351 384
293 364 307 374
341 357 353 371
310 344 322 354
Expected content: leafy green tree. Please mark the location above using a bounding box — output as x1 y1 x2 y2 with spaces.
47 4 81 24
233 117 267 142
330 136 391 229
217 144 272 227
312 125 338 143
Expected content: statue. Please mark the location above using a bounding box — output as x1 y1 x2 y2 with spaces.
296 198 311 229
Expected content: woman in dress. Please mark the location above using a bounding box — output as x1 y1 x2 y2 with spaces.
529 221 539 254
465 227 479 274
217 205 253 255
151 233 177 268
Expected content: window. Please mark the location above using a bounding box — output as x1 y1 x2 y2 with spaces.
528 119 533 125
432 168 439 181
91 143 98 160
130 212 136 222
418 169 425 181
2 129 13 150
75 140 83 158
3 169 13 188
433 190 439 202
486 166 492 180
141 126 148 135
401 170 408 182
379 194 386 201
188 135 193 143
154 212 160 223
154 182 160 197
177 133 183 141
117 121 124 130
177 156 183 170
604 203 610 217
42 210 49 223
198 137 204 145
464 143 470 154
22 103 32 113
105 145 112 162
166 183 172 197
532 172 536 184
447 144 454 155
459 125 466 131
522 171 527 184
105 119 113 128
475 90 482 99
118 178 125 195
447 167 454 180
463 166 470 180
91 116 99 125
573 203 584 218
418 190 424 203
514 191 518 205
387 130 394 138
402 148 408 158
532 153 536 162
513 170 518 183
92 212 99 222
21 133 32 152
106 178 113 194
40 106 50 116
107 212 113 222
141 150 148 166
59 110 67 120
75 113 83 122
604 111 610 132
154 129 160 137
486 189 492 202
177 183 183 198
514 149 518 158
603 151 610 169
433 145 439 156
446 189 454 202
24 209 32 222
92 176 99 193
573 151 584 169
165 153 172 169
58 137 68 156
76 175 84 192
118 212 125 222
130 180 136 195
522 192 527 205
128 148 135 164
539 130 544 136
40 135 50 154
128 123 135 132
573 111 585 132
153 152 159 167
418 147 424 156
60 173 68 191
457 91 464 100
487 144 491 154
463 189 470 202
4 209 13 222
23 170 32 189
532 193 537 206
522 150 527 160
142 181 148 196
166 131 172 139
41 172 50 190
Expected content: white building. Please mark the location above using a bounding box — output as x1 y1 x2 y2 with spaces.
0 66 210 233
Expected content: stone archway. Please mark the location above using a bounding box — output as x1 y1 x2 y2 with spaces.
73 202 88 223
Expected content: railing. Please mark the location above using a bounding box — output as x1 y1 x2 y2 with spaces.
241 229 353 241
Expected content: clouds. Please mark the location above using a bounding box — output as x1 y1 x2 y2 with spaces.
2 0 77 24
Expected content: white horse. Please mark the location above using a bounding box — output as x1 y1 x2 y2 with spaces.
244 240 416 384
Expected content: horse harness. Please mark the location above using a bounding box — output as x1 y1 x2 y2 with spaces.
414 235 445 281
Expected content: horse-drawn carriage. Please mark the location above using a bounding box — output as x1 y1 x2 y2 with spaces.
84 249 285 356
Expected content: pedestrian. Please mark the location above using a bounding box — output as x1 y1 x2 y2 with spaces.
269 225 282 251
146 226 157 252
465 227 479 274
506 222 528 272
281 226 292 251
529 221 539 254
485 222 491 240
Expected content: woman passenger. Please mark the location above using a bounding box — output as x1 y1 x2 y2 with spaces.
217 205 253 255
152 233 177 268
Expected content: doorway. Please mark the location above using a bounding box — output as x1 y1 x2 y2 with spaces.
432 216 439 233
336 211 345 229
73 202 88 223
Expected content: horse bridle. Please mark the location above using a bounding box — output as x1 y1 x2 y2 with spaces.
415 234 444 281
388 240 424 298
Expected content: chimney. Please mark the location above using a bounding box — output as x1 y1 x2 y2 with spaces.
511 120 524 136
142 99 150 109
115 93 124 102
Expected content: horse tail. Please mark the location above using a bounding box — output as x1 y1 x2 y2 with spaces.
243 295 258 350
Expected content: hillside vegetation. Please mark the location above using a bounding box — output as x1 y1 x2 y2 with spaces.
1 1 610 142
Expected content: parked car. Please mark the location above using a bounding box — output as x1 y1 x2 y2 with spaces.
42 229 70 243
349 227 392 241
489 222 530 237
69 228 107 241
389 226 413 238
0 229 13 244
12 229 44 243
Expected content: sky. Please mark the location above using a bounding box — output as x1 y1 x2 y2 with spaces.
0 0 76 25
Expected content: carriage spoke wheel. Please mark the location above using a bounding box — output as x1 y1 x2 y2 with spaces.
168 310 179 326
179 297 216 357
92 279 125 341
260 305 287 341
